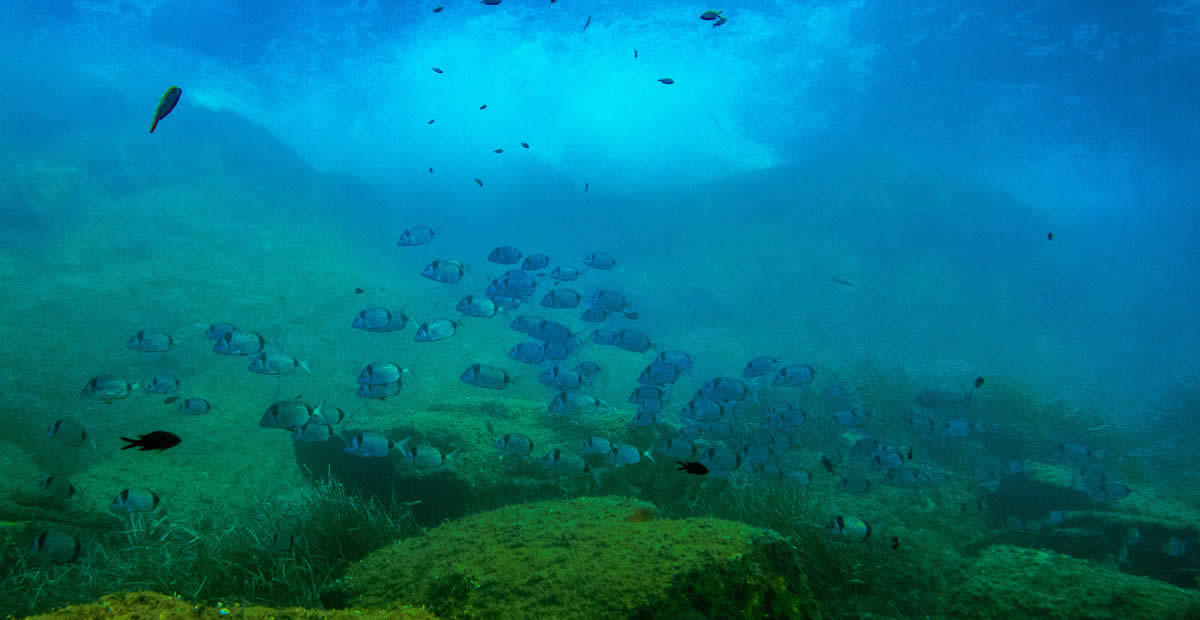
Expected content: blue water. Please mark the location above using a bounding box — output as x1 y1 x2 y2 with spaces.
2 0 1198 616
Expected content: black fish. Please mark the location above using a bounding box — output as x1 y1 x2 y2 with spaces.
120 431 181 452
433 6 443 12
585 182 589 192
624 312 639 320
432 67 443 74
658 78 675 84
974 376 985 388
163 396 179 405
474 177 484 186
677 460 708 475
428 119 435 124
634 49 638 59
429 167 434 173
480 104 488 110
890 536 900 550
355 287 365 294
494 148 504 153
1047 232 1054 241
582 15 591 31
521 142 529 148
833 276 854 287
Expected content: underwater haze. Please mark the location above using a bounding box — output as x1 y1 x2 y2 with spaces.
2 0 1199 617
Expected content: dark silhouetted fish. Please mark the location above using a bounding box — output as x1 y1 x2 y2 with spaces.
149 86 181 133
658 78 675 84
432 67 444 73
120 431 181 452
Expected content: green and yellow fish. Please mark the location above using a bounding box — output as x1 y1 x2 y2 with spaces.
149 86 181 133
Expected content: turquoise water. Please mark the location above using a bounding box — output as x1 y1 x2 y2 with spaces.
1 2 1197 617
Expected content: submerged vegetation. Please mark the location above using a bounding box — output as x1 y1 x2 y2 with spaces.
0 477 419 616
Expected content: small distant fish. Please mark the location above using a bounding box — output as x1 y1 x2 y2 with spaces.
82 376 137 402
145 376 180 394
1048 232 1054 241
495 433 534 457
832 276 854 287
344 431 396 457
582 15 591 31
433 6 443 12
488 246 523 265
127 330 172 352
828 515 871 541
422 258 466 283
427 119 435 124
247 350 310 375
480 104 487 110
163 396 179 405
521 142 529 148
634 49 638 59
120 431 181 452
47 419 88 446
213 329 266 356
429 167 434 173
493 148 504 153
713 16 727 27
700 10 722 20
658 78 675 85
974 376 986 388
460 363 513 390
149 86 182 133
111 488 161 513
890 536 900 550
432 67 444 74
29 530 82 564
521 253 550 270
204 322 237 341
584 252 616 270
677 460 708 475
354 287 364 294
398 225 437 246
38 475 76 499
481 0 502 5
178 397 210 415
475 177 484 187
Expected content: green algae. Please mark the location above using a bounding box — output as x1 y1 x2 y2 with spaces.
341 496 821 619
945 545 1200 619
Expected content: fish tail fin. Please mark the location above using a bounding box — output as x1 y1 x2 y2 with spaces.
119 437 138 450
299 360 311 374
149 120 158 133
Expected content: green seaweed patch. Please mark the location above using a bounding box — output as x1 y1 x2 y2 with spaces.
944 545 1200 619
341 496 821 619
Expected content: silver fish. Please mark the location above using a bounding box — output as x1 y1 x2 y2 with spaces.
247 350 310 375
127 330 172 352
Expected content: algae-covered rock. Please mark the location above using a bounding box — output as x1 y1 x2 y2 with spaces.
342 496 820 619
944 545 1200 619
21 590 438 619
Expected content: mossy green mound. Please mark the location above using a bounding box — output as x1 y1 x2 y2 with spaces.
21 590 437 619
944 545 1200 619
342 496 820 619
